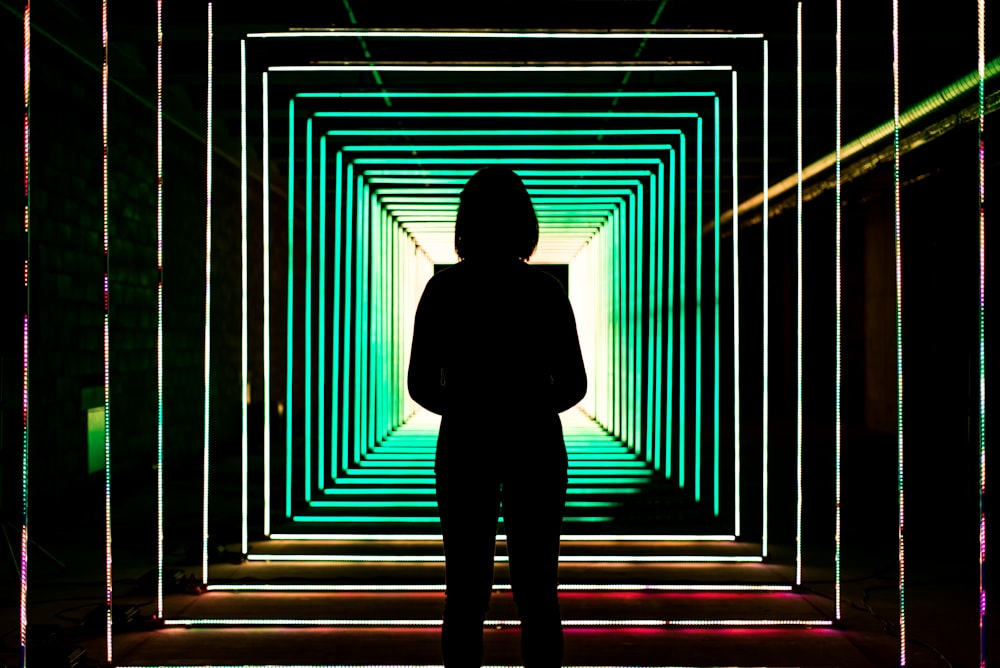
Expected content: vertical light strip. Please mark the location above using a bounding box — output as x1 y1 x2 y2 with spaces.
155 0 164 620
101 0 112 661
202 0 213 587
679 138 687 488
732 70 741 536
304 118 313 501
714 95 720 517
834 0 843 622
695 118 703 504
892 0 905 660
262 70 271 537
332 151 343 477
977 2 987 665
762 39 770 559
795 0 804 588
20 3 30 664
239 38 249 556
285 97 294 518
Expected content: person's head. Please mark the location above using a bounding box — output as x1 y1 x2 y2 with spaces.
454 167 538 262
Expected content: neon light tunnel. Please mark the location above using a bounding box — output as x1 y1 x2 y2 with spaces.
14 9 995 666
256 65 744 542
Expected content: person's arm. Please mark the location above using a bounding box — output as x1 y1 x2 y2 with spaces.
549 287 587 413
407 279 449 415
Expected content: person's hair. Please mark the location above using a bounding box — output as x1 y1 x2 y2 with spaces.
454 167 538 261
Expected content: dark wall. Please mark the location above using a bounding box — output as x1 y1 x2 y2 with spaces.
0 4 262 565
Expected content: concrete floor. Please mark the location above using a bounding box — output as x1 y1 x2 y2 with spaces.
3 534 982 668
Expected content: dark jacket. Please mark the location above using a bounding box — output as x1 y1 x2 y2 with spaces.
407 259 587 466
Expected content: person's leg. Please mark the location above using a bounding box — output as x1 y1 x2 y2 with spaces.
436 469 501 667
502 459 567 667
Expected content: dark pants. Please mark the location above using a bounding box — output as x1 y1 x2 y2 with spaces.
436 449 567 668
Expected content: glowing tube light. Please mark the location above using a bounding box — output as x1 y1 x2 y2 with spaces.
304 119 314 501
262 70 271 536
714 94 721 517
795 1 804 588
285 96 294 519
101 0 112 661
978 2 986 666
317 137 327 492
732 70 741 537
240 38 250 556
834 0 843 623
679 134 687 489
155 0 164 620
202 1 213 586
267 533 737 541
273 64 732 74
891 0 905 661
244 554 762 563
162 617 829 628
300 90 718 99
20 3 29 664
695 116 703 504
762 39 769 559
207 583 790 592
248 28 765 40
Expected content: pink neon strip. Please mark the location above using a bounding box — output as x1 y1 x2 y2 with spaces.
156 0 164 620
977 2 986 666
891 1 905 664
101 0 112 662
21 4 30 665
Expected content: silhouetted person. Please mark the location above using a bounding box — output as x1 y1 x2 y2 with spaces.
408 167 587 667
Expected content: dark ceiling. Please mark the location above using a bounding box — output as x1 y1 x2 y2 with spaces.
41 0 998 230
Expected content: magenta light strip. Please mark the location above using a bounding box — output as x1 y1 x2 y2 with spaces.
892 1 905 663
205 583 793 593
156 0 164 620
162 618 832 628
101 0 112 661
20 4 29 664
202 1 213 586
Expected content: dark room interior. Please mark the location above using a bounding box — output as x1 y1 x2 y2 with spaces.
0 1 996 666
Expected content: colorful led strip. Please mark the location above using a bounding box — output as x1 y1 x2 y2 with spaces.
273 64 732 74
20 2 29 665
892 0 905 662
795 1 804 588
762 38 770 559
244 554 762 563
978 3 987 667
240 38 250 556
731 70 741 537
249 28 765 40
101 0 112 660
834 0 843 623
206 583 788 592
156 0 164 620
267 533 736 541
202 1 213 586
162 617 830 628
262 69 272 537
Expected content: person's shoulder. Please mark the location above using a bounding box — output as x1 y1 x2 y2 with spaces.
521 264 567 298
422 262 464 294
